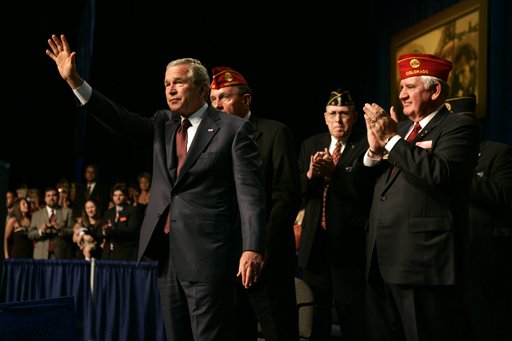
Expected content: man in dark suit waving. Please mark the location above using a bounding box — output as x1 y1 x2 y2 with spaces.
361 54 480 341
46 34 266 341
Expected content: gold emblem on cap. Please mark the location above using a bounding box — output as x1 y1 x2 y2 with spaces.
445 102 452 111
225 72 234 82
410 59 420 68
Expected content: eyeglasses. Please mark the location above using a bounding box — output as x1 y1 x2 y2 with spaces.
325 111 353 120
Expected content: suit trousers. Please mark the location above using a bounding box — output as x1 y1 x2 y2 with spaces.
366 252 464 341
234 267 299 341
158 256 235 341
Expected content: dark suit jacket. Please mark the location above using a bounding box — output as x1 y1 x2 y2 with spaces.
465 141 512 340
249 115 301 274
467 140 512 279
28 206 76 259
469 140 512 235
83 90 266 282
100 204 142 261
298 130 371 272
74 182 111 218
364 107 480 285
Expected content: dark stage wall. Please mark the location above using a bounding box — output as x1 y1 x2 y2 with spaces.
3 0 511 192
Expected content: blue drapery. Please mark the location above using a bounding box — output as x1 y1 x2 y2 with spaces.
0 259 166 341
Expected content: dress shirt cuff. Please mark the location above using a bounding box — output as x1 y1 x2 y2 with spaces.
385 135 401 152
363 153 382 167
73 81 93 105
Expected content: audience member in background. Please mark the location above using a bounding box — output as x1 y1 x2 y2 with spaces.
73 198 103 260
210 66 301 341
4 197 33 258
74 163 110 218
28 187 76 259
298 89 371 340
27 187 44 213
136 171 151 210
360 54 480 341
5 190 17 223
57 178 73 210
99 184 142 261
47 34 265 340
69 182 78 207
16 185 28 199
127 182 140 207
107 181 128 210
445 95 512 341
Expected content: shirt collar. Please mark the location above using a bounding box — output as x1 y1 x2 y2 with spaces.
183 103 207 127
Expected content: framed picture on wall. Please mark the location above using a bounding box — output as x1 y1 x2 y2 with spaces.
390 0 488 118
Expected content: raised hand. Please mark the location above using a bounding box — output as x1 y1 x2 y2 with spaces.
363 102 399 153
45 34 83 89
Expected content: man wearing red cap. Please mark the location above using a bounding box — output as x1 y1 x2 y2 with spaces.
358 53 481 340
210 66 301 341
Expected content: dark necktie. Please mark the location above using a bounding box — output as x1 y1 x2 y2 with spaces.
389 122 422 177
321 140 342 230
49 209 55 254
115 207 121 222
176 118 192 175
164 118 192 234
405 122 422 143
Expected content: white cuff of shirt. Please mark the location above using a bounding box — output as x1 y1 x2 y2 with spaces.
385 135 401 152
73 81 93 105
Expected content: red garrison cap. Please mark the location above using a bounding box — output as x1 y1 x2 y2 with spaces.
210 66 248 89
397 53 453 81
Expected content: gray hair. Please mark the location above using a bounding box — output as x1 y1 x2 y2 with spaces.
166 58 210 88
420 75 450 100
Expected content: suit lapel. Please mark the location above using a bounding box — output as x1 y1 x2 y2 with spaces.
249 116 263 142
384 109 449 186
165 115 181 183
339 131 363 166
385 123 415 185
177 109 220 179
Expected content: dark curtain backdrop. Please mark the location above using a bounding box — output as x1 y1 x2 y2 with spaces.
485 0 512 143
1 0 511 223
0 259 165 341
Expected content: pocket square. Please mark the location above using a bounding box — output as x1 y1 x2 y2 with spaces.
415 140 432 149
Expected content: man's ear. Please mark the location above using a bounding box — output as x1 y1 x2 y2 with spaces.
242 93 252 106
431 82 442 101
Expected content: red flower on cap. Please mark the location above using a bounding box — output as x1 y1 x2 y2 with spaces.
210 66 248 89
397 53 453 82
